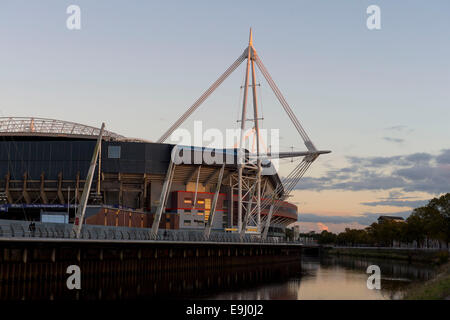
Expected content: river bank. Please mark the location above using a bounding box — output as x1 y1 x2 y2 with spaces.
322 246 450 299
323 247 449 264
403 262 450 300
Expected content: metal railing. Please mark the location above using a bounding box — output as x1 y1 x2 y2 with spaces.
0 219 299 244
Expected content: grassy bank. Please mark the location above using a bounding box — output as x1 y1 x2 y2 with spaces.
403 262 450 300
324 247 449 264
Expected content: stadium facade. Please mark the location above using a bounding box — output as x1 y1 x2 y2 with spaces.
0 117 297 238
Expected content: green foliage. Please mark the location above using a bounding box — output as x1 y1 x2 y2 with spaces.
317 230 337 244
404 262 450 300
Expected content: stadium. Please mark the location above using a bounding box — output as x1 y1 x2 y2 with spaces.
0 117 298 238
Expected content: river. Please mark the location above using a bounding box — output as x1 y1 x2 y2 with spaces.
0 253 438 300
206 254 438 300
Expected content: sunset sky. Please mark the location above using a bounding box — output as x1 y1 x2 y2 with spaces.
1 1 449 232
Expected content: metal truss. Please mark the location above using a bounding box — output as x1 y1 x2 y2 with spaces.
157 29 330 239
0 117 126 141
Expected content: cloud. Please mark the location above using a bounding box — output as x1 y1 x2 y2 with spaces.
386 125 407 131
383 137 404 144
293 149 450 194
405 153 433 163
436 149 450 165
297 211 411 226
292 221 368 233
380 190 419 200
360 199 428 208
385 125 414 133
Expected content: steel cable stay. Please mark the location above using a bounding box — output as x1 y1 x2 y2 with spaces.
254 53 315 151
243 157 313 235
260 159 314 238
235 65 247 129
257 158 312 215
157 51 248 143
152 29 329 239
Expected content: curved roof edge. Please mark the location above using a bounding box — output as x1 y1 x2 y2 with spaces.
0 117 149 142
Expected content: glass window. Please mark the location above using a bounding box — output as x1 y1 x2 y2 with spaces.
108 145 121 159
184 198 192 204
41 214 68 224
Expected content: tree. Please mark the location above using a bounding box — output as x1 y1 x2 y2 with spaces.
298 193 450 248
408 205 446 248
405 213 425 247
318 230 337 244
428 193 450 247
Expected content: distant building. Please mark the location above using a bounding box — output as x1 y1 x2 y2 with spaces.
377 216 405 223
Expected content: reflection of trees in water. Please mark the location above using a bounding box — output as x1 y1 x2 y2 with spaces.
317 255 437 281
2 254 437 300
211 277 302 300
300 254 437 300
378 279 409 300
0 261 302 301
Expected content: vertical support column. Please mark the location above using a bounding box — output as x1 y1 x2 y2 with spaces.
237 31 253 233
118 173 123 208
40 172 48 204
75 172 80 205
150 150 176 238
57 172 65 205
67 186 70 218
97 141 102 195
240 183 255 238
229 175 233 229
250 49 262 232
204 164 225 239
72 123 105 238
22 172 31 204
262 182 282 240
142 174 148 210
262 200 276 240
192 166 201 211
5 172 12 203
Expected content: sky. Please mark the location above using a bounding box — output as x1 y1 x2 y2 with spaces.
0 1 449 232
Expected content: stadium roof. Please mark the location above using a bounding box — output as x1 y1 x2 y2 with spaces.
0 117 146 142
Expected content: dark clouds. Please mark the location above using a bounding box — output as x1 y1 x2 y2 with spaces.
436 149 450 165
294 149 450 194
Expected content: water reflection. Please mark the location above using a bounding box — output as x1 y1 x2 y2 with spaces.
0 254 437 300
0 261 302 300
210 255 437 300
